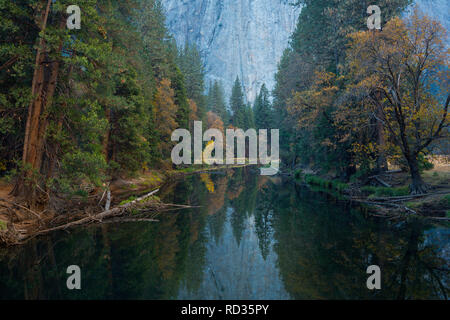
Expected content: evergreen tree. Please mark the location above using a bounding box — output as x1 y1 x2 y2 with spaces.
0 0 198 205
207 80 228 124
230 77 246 129
254 84 272 129
273 0 413 174
178 43 207 120
244 103 255 130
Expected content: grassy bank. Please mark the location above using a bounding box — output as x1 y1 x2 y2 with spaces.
293 167 450 219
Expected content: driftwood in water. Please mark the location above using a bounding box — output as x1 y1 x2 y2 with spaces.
353 191 449 203
1 188 199 245
353 199 417 215
31 189 161 237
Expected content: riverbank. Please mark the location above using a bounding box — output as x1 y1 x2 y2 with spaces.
0 164 250 246
294 164 450 221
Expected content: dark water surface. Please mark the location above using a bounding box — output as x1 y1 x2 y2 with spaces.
0 168 448 299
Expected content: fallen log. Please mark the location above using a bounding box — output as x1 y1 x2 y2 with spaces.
369 176 392 188
353 190 450 203
352 199 417 215
21 189 161 240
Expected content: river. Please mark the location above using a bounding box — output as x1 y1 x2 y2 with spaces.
0 167 448 299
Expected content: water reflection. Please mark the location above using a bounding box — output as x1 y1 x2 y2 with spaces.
0 167 448 299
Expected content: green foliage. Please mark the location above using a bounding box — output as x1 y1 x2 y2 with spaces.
54 150 108 195
294 169 303 180
207 80 228 123
253 84 273 129
0 0 202 200
244 103 255 129
230 77 247 129
178 43 207 120
361 186 410 198
119 196 138 206
272 0 413 175
304 175 348 192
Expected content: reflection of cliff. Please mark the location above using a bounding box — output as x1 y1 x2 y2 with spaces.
162 0 300 101
0 170 447 300
178 208 290 299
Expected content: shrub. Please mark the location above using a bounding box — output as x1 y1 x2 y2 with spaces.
294 169 303 180
361 186 409 197
305 175 348 192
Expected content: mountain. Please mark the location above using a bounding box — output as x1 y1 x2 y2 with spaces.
413 0 450 34
161 0 448 103
162 0 300 102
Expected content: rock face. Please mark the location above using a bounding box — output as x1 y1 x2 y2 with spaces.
161 0 448 103
162 0 300 102
413 0 450 34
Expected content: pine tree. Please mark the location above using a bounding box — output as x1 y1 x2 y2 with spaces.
207 80 228 124
254 84 272 129
244 103 255 130
230 77 246 129
178 43 207 120
273 0 414 173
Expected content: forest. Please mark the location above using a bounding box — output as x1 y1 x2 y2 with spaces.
0 0 449 246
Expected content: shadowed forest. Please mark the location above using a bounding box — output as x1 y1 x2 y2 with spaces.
0 0 448 301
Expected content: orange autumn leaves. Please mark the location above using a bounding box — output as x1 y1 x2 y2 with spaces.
286 10 449 167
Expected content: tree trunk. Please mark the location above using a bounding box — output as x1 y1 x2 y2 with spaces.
407 155 428 195
375 92 388 173
12 1 63 206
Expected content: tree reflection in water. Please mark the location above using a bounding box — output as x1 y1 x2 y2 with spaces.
0 168 448 299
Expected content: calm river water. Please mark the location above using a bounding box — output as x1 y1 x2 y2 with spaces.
0 167 448 299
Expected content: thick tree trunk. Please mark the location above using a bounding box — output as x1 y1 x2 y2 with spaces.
407 155 428 195
12 1 63 206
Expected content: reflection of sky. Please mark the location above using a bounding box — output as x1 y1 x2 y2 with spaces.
178 207 290 300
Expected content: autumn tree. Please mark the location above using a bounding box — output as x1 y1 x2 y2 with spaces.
347 11 449 193
288 72 357 176
154 79 179 159
206 111 224 134
274 0 413 171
